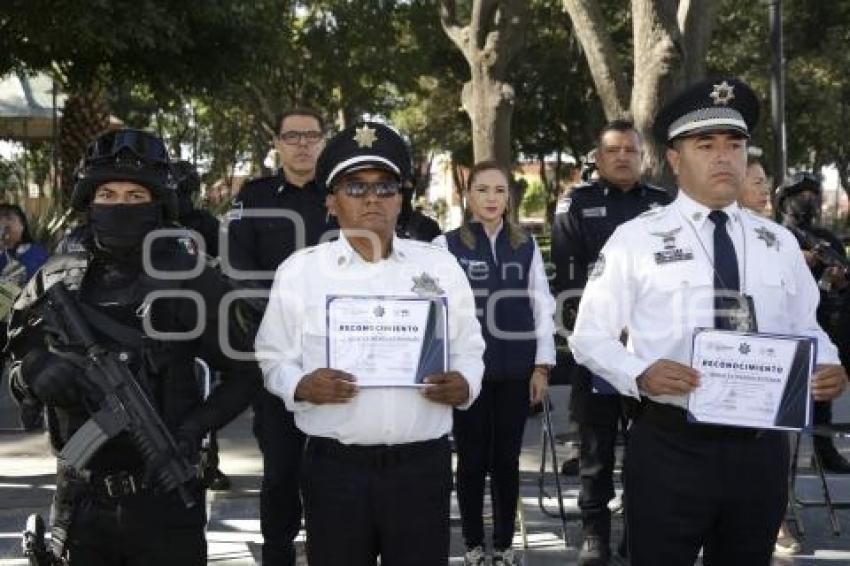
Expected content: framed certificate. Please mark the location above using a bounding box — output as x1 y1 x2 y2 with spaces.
688 328 816 431
326 295 449 387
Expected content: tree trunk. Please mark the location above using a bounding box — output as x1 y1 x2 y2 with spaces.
631 0 683 182
563 0 719 186
440 0 527 170
59 88 110 204
562 0 629 118
460 72 515 165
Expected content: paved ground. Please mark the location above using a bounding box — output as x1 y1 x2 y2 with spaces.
1 385 849 565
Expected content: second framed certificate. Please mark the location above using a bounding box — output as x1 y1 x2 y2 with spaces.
688 328 816 431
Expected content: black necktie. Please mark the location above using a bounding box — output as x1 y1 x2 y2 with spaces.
708 210 740 330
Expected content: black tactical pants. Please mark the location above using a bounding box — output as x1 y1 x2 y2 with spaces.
66 482 206 565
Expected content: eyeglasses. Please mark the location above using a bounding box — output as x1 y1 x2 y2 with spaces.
85 130 170 165
277 130 324 145
335 180 401 198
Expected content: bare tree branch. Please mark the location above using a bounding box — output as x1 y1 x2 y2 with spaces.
439 0 468 57
563 0 629 119
677 0 718 84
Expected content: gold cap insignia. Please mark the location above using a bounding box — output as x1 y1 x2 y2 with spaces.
709 81 735 106
353 125 378 148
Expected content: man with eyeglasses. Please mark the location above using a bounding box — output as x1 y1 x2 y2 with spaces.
255 121 485 565
551 119 671 565
7 128 262 565
226 107 336 566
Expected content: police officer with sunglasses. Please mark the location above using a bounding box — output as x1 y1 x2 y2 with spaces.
7 128 262 565
255 121 485 565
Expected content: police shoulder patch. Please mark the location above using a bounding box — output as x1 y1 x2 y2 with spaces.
555 197 572 215
226 201 244 221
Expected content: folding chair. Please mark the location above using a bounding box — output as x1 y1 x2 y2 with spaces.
789 424 850 536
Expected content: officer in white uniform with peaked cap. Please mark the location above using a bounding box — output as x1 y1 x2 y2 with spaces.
255 121 485 566
569 77 848 566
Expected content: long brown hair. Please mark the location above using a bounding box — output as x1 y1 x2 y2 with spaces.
459 160 528 250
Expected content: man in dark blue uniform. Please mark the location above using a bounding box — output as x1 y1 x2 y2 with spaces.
551 120 671 565
225 107 335 566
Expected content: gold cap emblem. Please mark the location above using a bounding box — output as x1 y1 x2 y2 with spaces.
709 81 735 106
353 125 378 148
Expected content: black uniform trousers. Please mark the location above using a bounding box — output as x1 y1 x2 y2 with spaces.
569 373 624 538
66 481 206 565
301 435 452 565
625 402 788 566
453 379 530 550
252 391 306 566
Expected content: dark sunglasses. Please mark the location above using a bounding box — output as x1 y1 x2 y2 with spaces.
85 130 170 165
278 130 324 145
335 180 401 198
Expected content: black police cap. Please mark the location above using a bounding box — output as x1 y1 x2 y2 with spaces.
652 77 760 145
315 121 413 192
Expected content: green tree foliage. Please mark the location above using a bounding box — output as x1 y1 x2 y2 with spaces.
510 0 606 222
708 0 850 196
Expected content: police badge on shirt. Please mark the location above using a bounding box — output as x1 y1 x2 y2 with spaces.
650 228 694 264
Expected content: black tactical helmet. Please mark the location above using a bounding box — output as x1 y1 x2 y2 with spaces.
171 159 201 195
72 128 178 219
774 172 822 210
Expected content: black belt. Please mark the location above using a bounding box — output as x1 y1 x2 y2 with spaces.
638 398 764 440
306 435 448 467
65 467 149 499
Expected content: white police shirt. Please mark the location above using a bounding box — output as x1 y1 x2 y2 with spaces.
569 190 840 410
255 233 485 445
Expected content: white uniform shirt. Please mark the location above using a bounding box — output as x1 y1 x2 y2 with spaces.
255 233 485 445
569 190 839 409
433 223 557 367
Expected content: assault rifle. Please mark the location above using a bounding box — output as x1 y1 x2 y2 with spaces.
786 225 850 280
45 283 197 508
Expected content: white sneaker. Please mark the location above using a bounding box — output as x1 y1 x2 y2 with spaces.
492 548 521 565
463 546 487 565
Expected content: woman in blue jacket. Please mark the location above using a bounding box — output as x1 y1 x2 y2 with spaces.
434 161 556 566
0 203 49 286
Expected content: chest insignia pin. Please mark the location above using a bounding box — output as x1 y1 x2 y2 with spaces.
754 226 780 250
412 272 443 296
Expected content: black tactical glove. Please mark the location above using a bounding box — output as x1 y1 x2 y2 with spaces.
21 349 84 407
176 420 206 465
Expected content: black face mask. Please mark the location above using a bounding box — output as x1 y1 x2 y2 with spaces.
783 196 819 228
90 203 162 253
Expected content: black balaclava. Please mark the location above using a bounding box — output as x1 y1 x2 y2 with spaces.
89 202 162 257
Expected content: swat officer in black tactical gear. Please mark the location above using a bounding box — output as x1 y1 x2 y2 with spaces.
7 128 262 565
225 107 336 566
172 159 221 258
550 119 671 565
776 172 850 473
171 159 233 490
